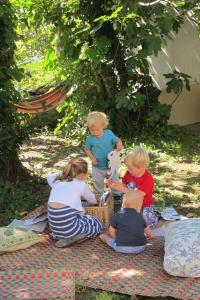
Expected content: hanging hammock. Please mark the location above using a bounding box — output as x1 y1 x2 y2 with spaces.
14 82 68 114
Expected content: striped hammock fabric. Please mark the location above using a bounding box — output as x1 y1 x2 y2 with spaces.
14 83 68 113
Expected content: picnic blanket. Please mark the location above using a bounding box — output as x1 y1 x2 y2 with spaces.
0 269 74 300
1 235 200 299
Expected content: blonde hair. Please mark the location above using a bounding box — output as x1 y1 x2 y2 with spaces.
124 146 150 168
55 158 88 182
122 191 143 212
87 111 108 128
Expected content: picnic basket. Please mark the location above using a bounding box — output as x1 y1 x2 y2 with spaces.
85 193 114 228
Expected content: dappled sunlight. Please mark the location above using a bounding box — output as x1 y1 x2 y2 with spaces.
152 77 162 89
90 253 100 261
180 202 199 209
19 133 200 218
161 48 168 57
186 14 196 28
164 186 196 199
108 268 145 278
156 161 177 172
19 133 86 176
170 31 176 39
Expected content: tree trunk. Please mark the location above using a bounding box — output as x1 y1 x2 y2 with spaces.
0 152 30 183
0 1 30 183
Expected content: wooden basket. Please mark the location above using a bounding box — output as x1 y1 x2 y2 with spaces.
85 193 114 228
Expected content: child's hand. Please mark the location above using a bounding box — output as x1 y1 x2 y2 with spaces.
147 234 157 240
144 226 157 240
115 139 123 152
106 180 126 193
106 179 114 186
91 157 97 165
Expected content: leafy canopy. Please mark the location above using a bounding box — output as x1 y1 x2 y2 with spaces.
11 0 200 138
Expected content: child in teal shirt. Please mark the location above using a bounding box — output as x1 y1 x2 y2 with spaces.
84 111 123 196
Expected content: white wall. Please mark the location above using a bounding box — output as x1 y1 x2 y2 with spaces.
159 84 200 125
148 15 200 125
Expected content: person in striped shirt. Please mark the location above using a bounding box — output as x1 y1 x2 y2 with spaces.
47 158 103 247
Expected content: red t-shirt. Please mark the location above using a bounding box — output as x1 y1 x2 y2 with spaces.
122 170 155 208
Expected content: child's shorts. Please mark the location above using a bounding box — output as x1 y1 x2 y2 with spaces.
108 239 146 254
142 205 158 229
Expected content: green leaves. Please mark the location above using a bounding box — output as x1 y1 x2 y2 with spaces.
147 103 171 130
79 43 98 63
0 0 30 182
94 6 124 25
0 6 5 18
140 35 162 56
116 88 146 111
79 36 111 66
164 70 191 94
9 0 200 139
43 48 58 71
54 98 88 141
175 1 186 7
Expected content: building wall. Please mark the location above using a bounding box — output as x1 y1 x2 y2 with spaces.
159 84 200 125
148 15 200 125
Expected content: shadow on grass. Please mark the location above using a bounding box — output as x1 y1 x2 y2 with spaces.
0 176 49 226
150 135 199 164
20 136 85 170
125 132 200 164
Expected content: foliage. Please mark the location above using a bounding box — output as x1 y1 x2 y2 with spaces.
164 70 191 94
76 286 130 300
0 1 61 181
10 0 200 138
0 1 28 181
55 98 88 140
0 178 46 226
12 6 58 95
0 0 198 183
164 69 192 106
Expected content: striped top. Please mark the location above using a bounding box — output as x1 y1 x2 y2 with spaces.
48 205 103 239
48 206 85 238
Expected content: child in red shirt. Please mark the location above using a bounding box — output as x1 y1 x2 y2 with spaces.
107 146 158 228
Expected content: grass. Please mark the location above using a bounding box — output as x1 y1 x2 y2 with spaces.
75 286 130 299
1 129 199 299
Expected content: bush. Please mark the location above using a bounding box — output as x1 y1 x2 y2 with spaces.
0 178 48 226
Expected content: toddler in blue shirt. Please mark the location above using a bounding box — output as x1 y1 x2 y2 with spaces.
84 111 123 196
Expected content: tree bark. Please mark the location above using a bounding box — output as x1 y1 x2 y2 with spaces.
0 1 30 183
0 152 30 183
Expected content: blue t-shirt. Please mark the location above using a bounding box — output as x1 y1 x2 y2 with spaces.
110 208 147 246
84 129 118 169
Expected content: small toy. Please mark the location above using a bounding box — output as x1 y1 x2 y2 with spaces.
107 150 121 180
99 191 110 207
